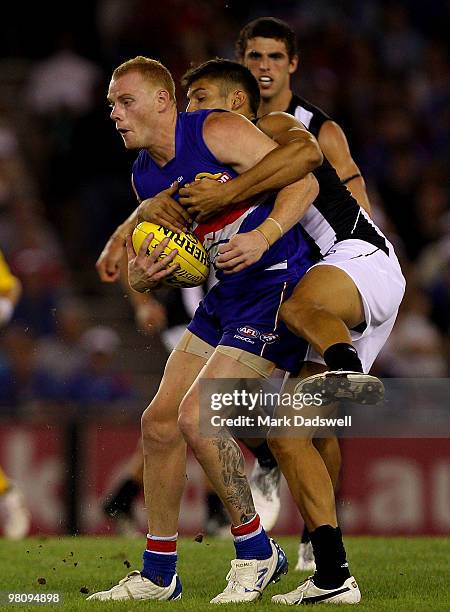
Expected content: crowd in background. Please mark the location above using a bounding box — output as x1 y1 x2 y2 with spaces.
0 0 448 420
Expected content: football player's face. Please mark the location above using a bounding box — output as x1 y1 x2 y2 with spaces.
243 37 297 101
108 71 160 149
185 79 232 113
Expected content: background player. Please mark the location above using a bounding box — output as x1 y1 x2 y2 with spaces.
0 250 31 540
237 17 371 215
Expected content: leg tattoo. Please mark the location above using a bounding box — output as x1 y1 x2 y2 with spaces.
212 437 255 524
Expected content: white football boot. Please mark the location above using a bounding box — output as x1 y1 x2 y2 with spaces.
295 541 316 572
272 575 361 605
210 538 288 604
249 461 281 531
86 570 182 601
1 484 31 540
295 371 384 405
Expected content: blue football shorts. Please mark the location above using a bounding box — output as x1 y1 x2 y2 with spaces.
187 275 308 373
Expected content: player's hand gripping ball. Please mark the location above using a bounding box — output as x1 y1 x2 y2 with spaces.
132 222 209 288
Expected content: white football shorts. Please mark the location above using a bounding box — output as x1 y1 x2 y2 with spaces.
305 239 406 373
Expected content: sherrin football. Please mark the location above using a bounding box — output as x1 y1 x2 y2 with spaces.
132 221 209 288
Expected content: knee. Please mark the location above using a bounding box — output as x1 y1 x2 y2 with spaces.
141 403 181 449
280 296 321 333
177 396 199 448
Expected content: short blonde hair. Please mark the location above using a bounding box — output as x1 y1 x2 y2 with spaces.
112 56 176 100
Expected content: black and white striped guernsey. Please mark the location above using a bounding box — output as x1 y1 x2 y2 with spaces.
283 94 389 257
286 94 331 138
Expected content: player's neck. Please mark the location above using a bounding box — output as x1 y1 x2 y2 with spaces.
258 89 293 116
146 107 177 167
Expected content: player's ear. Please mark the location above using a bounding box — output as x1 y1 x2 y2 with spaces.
155 88 172 111
231 90 246 112
288 54 299 75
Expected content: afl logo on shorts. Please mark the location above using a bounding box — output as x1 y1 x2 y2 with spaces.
260 332 278 344
238 326 260 339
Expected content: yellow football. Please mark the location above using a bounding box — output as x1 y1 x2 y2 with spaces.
132 222 210 288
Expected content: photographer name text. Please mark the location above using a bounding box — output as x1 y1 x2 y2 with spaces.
210 414 352 428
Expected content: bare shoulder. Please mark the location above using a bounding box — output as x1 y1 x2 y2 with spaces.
203 110 275 169
257 111 307 138
318 120 351 153
203 110 255 135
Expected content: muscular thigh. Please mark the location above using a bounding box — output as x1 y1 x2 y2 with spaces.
179 349 266 425
147 341 209 425
290 264 364 329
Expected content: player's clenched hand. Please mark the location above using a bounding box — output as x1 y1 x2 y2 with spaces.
179 177 232 222
126 234 179 293
216 231 268 274
137 182 191 233
96 234 125 282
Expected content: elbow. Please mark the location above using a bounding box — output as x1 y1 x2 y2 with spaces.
309 174 320 202
291 139 323 175
306 141 323 170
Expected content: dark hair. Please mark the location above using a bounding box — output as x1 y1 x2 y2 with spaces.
235 17 298 61
181 58 260 117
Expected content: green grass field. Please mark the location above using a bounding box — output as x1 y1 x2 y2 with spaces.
0 536 448 610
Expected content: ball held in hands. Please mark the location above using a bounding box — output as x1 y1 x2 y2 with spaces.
132 222 209 288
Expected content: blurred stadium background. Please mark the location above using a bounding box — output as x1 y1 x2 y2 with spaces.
0 0 448 538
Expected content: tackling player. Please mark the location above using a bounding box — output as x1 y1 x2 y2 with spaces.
183 15 374 569
179 58 405 605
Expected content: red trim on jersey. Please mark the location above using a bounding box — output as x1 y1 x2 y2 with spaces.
194 201 252 243
231 513 260 536
146 537 177 553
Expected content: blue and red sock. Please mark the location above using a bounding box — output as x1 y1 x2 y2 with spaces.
142 533 177 587
232 514 272 560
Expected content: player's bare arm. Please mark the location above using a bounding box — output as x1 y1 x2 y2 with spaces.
217 172 319 274
128 284 168 334
97 207 169 330
96 175 142 282
97 181 189 284
179 111 322 220
96 214 137 282
318 120 372 216
205 111 321 234
126 233 179 293
256 111 318 149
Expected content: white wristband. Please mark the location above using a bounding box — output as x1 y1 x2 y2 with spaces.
0 298 14 326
